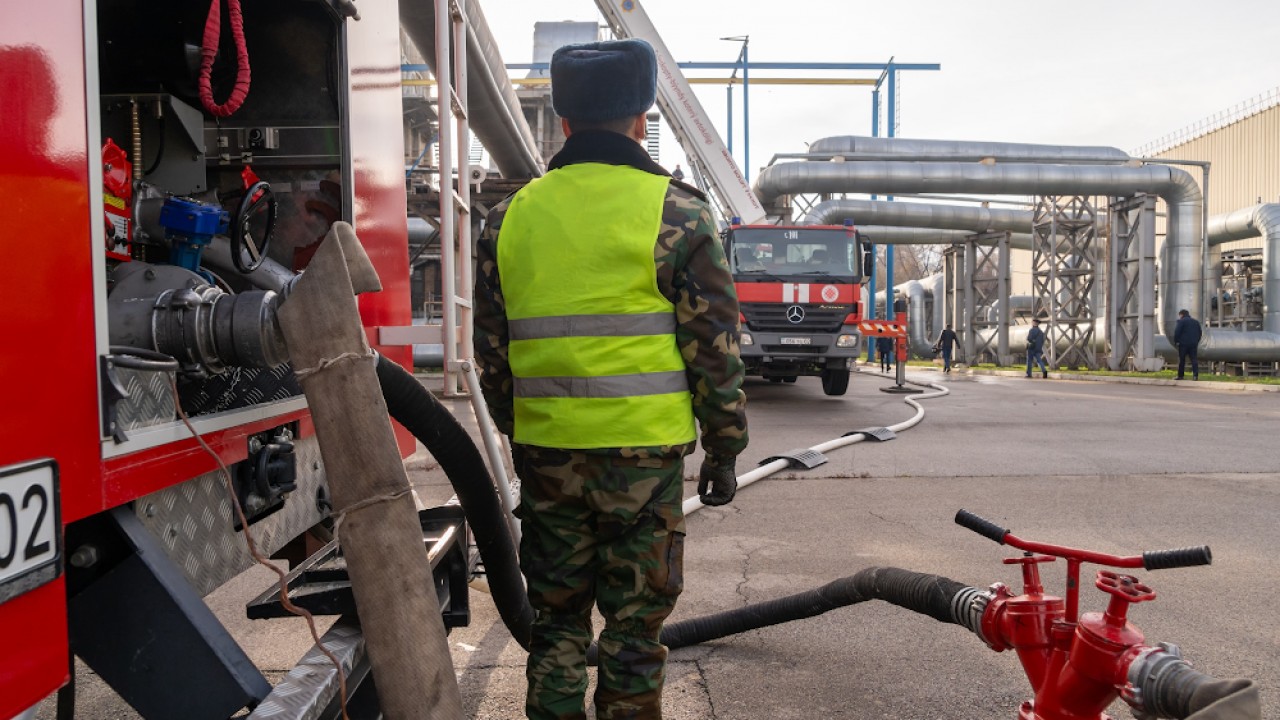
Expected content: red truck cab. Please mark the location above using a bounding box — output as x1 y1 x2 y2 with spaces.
724 223 870 395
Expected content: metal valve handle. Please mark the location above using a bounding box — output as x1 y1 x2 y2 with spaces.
1096 570 1156 604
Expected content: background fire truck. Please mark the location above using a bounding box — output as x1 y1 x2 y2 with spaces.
724 223 872 395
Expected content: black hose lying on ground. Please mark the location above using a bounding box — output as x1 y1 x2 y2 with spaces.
584 567 974 663
659 566 971 650
374 354 533 650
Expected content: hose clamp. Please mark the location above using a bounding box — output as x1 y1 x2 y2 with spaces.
950 585 995 645
1122 642 1184 719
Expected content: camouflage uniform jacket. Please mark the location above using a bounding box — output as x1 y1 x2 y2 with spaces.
474 129 748 462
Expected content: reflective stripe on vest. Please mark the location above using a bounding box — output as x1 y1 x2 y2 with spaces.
509 312 676 341
497 162 696 449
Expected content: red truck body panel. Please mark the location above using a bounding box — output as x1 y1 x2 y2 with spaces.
0 0 414 710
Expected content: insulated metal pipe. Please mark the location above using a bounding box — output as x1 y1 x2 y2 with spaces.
808 135 1131 163
904 280 928 355
400 0 543 178
853 225 1035 251
408 216 439 247
204 236 294 293
1206 204 1280 334
978 319 1114 356
987 295 1035 323
875 277 933 357
753 160 1202 344
821 197 1280 361
460 1 543 176
763 154 1280 360
927 273 945 351
805 198 1033 233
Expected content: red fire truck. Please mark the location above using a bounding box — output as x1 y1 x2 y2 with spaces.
1 0 434 716
724 223 871 395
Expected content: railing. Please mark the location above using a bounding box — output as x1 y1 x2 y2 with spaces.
1133 86 1280 157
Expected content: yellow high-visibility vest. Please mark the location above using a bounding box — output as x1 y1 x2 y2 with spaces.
497 162 696 449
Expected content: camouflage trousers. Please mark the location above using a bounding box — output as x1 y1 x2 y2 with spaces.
514 446 686 720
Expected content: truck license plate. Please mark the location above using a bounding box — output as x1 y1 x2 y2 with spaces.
0 460 60 602
780 337 811 345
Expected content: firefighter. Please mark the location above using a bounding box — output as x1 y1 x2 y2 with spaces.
473 38 749 720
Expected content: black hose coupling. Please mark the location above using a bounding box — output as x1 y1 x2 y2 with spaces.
151 286 288 372
108 261 288 375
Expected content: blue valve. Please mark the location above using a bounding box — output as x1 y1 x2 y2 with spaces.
159 197 229 275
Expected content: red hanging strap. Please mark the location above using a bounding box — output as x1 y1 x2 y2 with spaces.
198 0 251 118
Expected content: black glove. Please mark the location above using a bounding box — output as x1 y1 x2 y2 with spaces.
698 456 737 506
510 444 529 479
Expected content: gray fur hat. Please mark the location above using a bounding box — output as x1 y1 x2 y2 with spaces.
551 39 657 123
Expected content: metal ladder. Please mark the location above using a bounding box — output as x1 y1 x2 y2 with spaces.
434 0 519 542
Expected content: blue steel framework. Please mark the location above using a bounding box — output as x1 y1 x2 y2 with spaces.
490 60 940 181
868 59 900 358
402 59 940 183
720 36 749 176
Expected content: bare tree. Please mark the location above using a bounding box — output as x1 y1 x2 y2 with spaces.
876 244 945 288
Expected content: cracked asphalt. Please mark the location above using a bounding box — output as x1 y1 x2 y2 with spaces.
45 367 1280 718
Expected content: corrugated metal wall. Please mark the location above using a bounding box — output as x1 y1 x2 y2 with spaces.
1153 102 1280 253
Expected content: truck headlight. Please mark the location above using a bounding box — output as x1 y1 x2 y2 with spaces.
836 334 857 348
741 332 754 346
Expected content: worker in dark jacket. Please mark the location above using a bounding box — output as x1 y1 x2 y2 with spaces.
876 335 894 372
1026 318 1049 378
934 324 958 373
474 38 748 720
1174 309 1203 380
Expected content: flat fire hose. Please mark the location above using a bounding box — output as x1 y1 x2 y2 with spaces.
275 222 464 718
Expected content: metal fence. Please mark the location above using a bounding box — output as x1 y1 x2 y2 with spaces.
1133 86 1280 157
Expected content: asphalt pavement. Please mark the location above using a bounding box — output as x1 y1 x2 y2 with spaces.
41 366 1280 719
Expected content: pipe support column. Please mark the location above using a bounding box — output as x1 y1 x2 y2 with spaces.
963 238 977 364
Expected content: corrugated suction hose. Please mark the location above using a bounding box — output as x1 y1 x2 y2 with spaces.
374 354 533 650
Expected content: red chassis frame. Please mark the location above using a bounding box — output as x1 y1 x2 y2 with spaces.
0 0 415 714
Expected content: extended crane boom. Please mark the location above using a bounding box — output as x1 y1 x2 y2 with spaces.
594 0 768 225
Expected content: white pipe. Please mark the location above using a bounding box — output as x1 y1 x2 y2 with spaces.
461 361 520 545
684 376 950 516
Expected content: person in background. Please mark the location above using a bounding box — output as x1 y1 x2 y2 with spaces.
933 324 958 373
1174 308 1203 380
1026 318 1049 379
876 335 894 372
671 163 684 181
474 38 749 720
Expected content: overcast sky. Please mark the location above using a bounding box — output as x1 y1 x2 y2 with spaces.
484 0 1280 174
